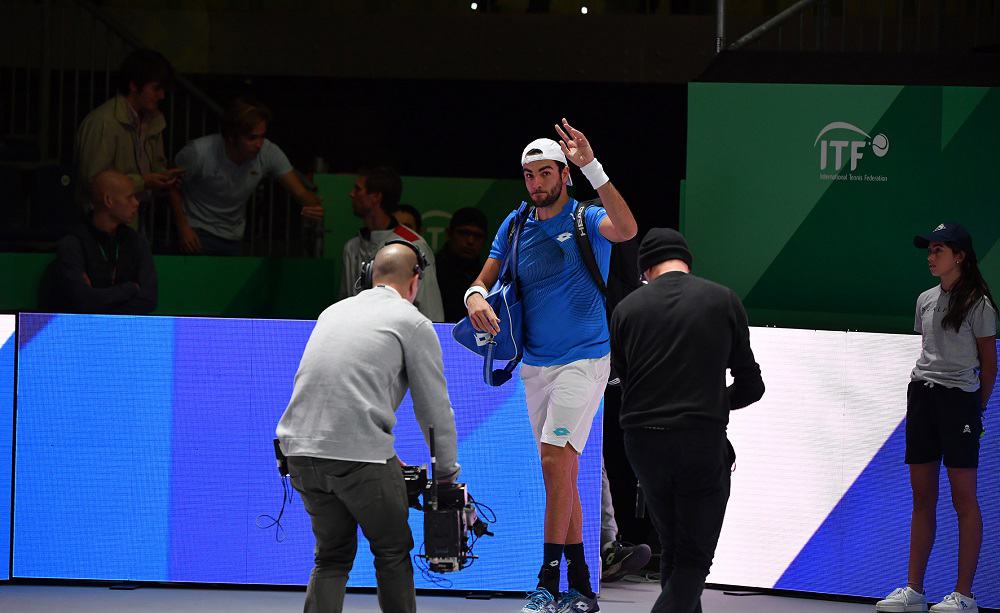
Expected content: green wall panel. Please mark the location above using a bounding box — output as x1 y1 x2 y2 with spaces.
684 83 1000 333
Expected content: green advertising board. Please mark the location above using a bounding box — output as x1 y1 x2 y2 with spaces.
684 83 1000 333
0 175 531 318
314 174 527 291
0 253 338 320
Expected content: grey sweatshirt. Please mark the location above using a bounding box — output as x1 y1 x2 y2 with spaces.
339 224 445 323
276 285 460 479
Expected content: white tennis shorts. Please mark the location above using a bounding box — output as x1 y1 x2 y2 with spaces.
520 354 610 454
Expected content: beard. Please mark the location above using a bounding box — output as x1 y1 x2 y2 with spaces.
530 180 563 208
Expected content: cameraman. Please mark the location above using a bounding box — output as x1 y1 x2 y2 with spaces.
276 242 460 613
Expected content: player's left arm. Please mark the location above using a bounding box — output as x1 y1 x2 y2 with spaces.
555 118 636 243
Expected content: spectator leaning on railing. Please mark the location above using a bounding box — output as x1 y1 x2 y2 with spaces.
168 97 324 256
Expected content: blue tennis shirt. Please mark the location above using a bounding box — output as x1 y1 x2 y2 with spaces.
489 198 611 367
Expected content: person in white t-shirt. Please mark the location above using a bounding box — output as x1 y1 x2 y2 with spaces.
169 97 323 255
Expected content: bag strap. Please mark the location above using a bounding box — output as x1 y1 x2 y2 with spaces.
486 203 532 387
573 199 607 295
500 203 532 288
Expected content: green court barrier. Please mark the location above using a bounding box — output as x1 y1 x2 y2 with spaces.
0 254 337 320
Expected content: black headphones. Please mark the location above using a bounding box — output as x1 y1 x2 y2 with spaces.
356 239 428 292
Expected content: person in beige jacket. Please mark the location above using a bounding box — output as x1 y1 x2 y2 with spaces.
74 49 184 224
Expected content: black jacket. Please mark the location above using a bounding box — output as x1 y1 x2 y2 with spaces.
54 222 157 314
611 271 764 430
435 247 482 323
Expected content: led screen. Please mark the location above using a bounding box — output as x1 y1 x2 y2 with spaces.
710 328 999 607
13 313 603 591
11 314 999 606
0 315 14 580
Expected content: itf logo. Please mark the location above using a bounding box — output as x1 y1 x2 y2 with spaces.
421 209 454 252
814 122 889 181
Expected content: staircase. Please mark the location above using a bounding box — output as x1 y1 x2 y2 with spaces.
0 0 317 256
704 0 1000 84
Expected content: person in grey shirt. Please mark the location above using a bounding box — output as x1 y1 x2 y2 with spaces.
169 97 324 255
877 222 997 613
276 241 459 613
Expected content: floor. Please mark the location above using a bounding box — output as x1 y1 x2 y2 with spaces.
0 580 887 612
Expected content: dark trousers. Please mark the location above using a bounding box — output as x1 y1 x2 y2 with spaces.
172 228 242 256
624 428 732 613
193 228 243 256
287 456 416 613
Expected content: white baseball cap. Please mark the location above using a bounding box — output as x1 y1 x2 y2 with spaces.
520 138 572 185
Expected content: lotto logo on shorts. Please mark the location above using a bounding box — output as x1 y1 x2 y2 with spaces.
553 427 571 436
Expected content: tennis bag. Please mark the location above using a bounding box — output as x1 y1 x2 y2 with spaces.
451 203 531 386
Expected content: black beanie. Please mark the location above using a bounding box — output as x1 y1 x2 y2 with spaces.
638 228 692 272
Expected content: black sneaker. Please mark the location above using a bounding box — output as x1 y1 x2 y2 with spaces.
600 540 651 583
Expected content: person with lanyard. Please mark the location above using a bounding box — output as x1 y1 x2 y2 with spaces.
876 223 997 613
55 170 157 314
466 119 638 613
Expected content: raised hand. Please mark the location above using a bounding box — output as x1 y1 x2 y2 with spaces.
554 117 595 168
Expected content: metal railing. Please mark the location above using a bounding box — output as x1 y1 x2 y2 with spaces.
719 0 1000 54
0 0 320 257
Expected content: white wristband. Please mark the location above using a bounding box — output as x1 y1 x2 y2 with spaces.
579 158 609 189
463 285 488 307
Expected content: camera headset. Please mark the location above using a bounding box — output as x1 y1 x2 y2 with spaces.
355 239 428 292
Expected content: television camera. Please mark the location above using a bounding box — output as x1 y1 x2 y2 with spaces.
402 426 494 573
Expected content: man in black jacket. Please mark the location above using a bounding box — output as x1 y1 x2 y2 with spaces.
436 207 488 323
55 169 157 314
610 228 764 613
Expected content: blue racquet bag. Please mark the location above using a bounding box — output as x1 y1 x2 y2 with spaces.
451 203 531 386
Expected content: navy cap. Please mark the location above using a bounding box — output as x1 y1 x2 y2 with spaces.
913 222 976 260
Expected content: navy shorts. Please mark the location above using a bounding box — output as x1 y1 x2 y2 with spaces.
905 379 983 468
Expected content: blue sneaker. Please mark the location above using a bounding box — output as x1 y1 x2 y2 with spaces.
557 588 600 613
521 588 557 613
